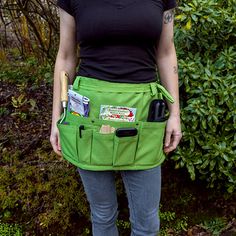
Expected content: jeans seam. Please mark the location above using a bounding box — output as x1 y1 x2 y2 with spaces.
121 171 137 227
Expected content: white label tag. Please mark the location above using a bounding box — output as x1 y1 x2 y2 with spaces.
99 105 136 122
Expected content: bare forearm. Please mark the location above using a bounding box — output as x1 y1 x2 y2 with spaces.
51 53 77 127
156 9 182 153
157 46 180 117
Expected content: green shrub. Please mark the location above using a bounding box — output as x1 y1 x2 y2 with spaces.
0 57 53 84
159 203 189 235
173 0 236 192
200 217 228 236
0 223 22 236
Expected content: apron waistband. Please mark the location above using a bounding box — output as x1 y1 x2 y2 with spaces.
73 76 174 103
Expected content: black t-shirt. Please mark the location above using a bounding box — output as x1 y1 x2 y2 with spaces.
57 0 177 83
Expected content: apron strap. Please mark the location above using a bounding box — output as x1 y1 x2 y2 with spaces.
156 83 175 103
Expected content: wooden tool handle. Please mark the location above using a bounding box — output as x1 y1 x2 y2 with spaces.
60 71 69 102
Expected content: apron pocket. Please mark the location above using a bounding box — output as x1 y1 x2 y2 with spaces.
91 131 114 166
113 135 138 166
135 121 166 165
58 123 78 161
77 129 93 164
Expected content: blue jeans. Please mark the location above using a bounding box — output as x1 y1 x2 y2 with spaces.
77 166 161 236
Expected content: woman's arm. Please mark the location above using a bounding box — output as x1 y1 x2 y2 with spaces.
50 9 77 156
156 9 182 154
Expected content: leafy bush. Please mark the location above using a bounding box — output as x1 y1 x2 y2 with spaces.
0 223 22 236
200 217 228 236
0 57 53 84
159 206 188 235
173 0 236 192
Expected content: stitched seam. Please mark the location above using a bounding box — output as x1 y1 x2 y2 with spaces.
121 171 137 226
79 85 151 93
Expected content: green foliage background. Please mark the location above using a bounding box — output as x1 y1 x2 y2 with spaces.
173 0 236 193
0 0 235 235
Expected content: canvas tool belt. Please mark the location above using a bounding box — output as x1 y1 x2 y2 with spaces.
57 76 174 171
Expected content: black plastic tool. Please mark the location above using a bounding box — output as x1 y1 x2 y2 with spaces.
79 125 85 138
115 127 138 137
147 99 166 122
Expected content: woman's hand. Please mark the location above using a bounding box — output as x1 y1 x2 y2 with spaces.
164 115 182 154
50 125 62 156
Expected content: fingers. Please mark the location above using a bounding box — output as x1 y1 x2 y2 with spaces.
164 115 182 154
50 134 62 156
57 134 62 152
164 132 182 154
164 130 172 148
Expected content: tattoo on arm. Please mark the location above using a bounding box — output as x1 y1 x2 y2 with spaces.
174 66 178 74
164 10 174 24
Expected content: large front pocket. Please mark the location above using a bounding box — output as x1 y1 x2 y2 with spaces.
77 128 93 164
58 123 78 162
91 131 114 166
113 135 138 166
135 121 166 165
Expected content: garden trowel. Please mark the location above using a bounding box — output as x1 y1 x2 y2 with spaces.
59 71 69 124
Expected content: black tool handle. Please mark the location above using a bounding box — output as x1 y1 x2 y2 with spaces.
115 128 138 137
79 125 85 138
147 99 166 122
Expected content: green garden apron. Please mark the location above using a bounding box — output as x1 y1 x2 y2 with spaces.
57 76 174 171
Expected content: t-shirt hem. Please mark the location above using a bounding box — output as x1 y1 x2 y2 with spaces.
76 72 158 84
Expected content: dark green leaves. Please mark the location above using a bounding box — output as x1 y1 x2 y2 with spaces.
173 0 236 193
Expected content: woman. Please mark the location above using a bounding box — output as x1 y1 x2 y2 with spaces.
50 0 182 235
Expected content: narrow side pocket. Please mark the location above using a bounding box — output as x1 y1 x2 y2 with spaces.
58 123 78 161
113 135 138 166
135 121 166 165
91 132 114 166
77 129 93 164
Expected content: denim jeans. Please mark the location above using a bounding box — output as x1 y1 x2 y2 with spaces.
77 165 161 236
